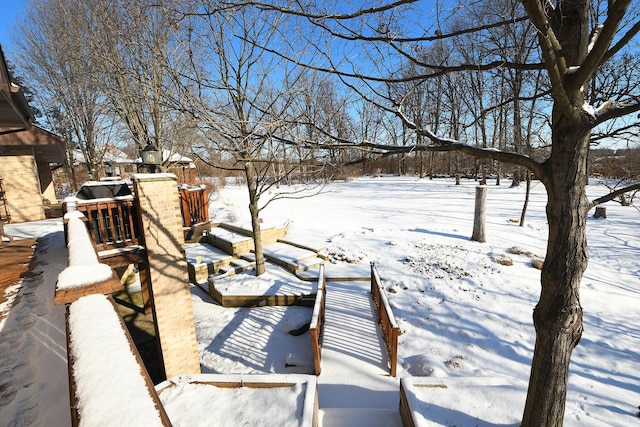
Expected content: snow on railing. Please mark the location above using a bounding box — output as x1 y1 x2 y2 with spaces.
309 264 326 375
370 262 400 377
58 212 172 425
66 294 171 426
54 211 122 305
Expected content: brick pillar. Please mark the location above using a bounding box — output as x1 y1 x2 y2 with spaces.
133 174 200 377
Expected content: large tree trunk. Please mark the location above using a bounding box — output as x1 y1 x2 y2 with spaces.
521 115 590 426
244 162 266 276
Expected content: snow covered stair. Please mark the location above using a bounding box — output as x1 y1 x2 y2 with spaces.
206 226 254 257
319 408 401 427
263 241 325 275
317 279 401 426
185 242 234 284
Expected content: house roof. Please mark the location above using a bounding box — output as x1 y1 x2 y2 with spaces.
0 46 33 135
0 125 66 164
70 147 133 166
0 46 65 164
134 149 195 167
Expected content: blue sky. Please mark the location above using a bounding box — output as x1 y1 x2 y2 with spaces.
0 0 26 54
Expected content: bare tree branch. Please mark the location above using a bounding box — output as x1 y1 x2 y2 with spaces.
601 20 640 64
229 0 419 20
520 0 575 120
567 0 633 94
589 182 640 208
593 99 640 126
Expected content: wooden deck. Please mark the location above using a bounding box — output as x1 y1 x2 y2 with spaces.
0 238 37 288
0 238 37 317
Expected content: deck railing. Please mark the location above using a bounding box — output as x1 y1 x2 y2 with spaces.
75 196 141 252
65 295 172 426
179 185 209 228
309 264 326 375
370 262 400 377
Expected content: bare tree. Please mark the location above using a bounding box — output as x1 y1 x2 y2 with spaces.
172 2 328 275
15 0 114 182
74 0 188 168
237 0 640 424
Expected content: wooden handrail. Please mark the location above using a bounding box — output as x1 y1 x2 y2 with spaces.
309 264 326 375
55 211 123 305
370 262 400 377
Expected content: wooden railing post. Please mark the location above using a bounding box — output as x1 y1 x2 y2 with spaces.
180 187 192 228
309 264 326 375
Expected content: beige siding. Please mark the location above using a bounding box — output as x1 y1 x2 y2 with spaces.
0 153 45 222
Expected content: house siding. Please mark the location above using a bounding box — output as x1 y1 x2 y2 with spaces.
0 150 45 222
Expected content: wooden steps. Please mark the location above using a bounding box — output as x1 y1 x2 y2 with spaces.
263 242 325 275
186 224 368 307
186 224 329 285
318 408 401 427
185 242 234 284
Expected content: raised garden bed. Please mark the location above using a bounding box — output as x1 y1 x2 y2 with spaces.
207 265 316 308
400 376 526 427
156 374 318 426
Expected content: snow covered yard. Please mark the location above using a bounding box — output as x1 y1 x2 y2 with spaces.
191 282 315 375
1 175 639 426
210 175 640 426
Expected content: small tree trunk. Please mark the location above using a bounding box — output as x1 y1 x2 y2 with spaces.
429 152 434 180
510 167 521 187
471 185 487 243
593 206 606 218
244 162 266 276
519 172 531 227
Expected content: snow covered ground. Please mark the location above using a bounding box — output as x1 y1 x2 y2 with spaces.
1 175 639 426
208 175 640 426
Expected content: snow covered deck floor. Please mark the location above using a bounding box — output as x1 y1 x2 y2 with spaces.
318 280 402 426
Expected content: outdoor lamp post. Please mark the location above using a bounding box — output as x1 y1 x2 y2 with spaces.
141 143 160 173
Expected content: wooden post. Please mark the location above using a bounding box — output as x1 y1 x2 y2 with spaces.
471 185 488 243
179 187 191 228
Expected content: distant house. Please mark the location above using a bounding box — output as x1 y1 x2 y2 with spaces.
103 146 136 178
64 146 195 188
134 149 196 184
0 48 66 223
68 145 136 180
